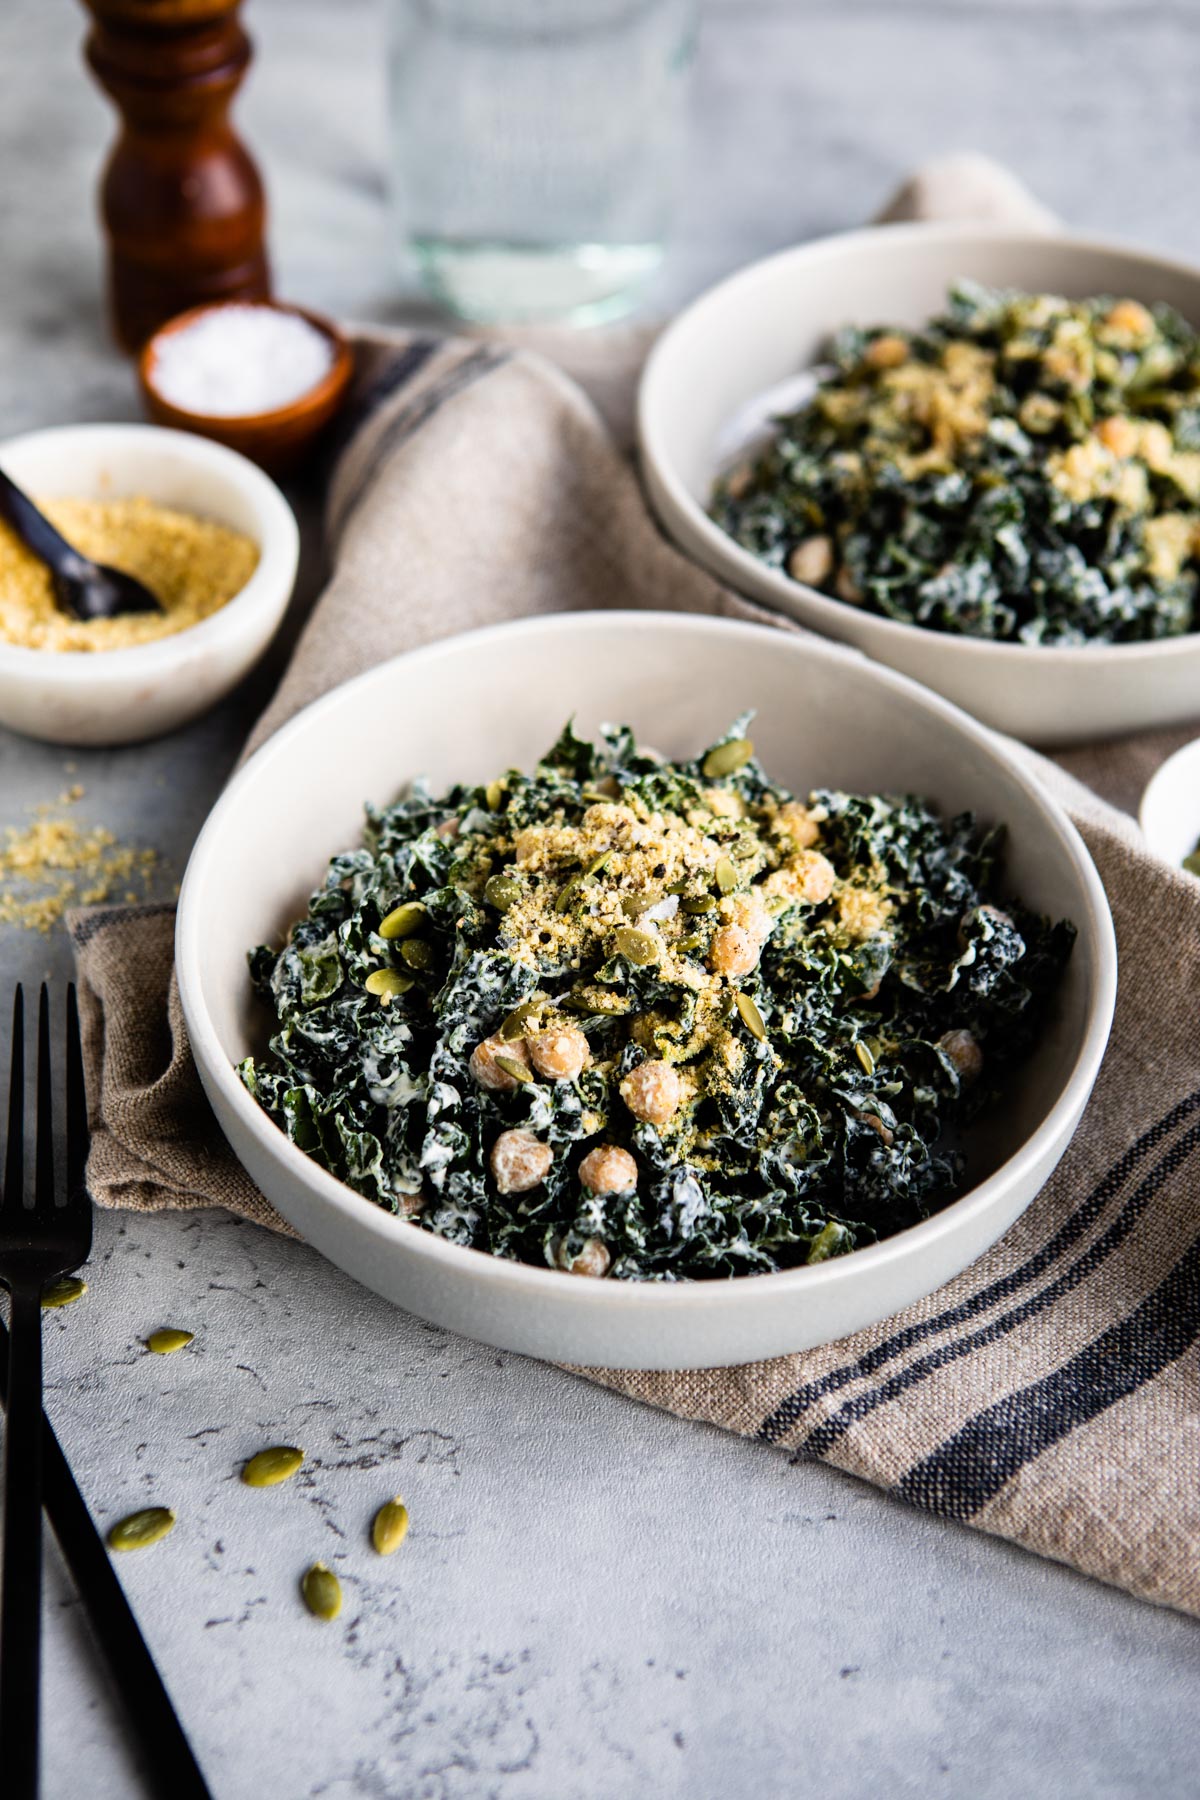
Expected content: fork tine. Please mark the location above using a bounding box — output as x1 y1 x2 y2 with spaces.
34 985 53 1212
65 985 89 1210
3 987 23 1211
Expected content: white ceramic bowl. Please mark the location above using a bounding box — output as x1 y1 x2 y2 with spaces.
0 423 299 745
1139 736 1200 871
639 222 1200 747
177 612 1116 1369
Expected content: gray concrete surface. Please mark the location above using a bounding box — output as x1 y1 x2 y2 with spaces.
2 1 1198 1795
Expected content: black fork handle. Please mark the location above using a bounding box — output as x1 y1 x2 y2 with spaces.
1 1286 43 1799
0 1313 212 1800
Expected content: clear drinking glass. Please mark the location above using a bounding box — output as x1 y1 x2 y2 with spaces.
388 0 695 324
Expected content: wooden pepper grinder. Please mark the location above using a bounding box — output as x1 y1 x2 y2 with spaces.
81 0 271 353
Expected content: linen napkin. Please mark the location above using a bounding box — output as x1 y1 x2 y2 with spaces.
69 159 1200 1619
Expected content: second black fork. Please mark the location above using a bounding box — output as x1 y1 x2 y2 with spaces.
0 986 94 1798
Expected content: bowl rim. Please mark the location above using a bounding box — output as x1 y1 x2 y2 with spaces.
0 421 299 680
1138 734 1200 857
177 608 1118 1314
139 299 354 432
638 219 1200 670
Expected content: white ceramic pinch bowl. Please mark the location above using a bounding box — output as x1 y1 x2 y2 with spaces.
177 611 1116 1370
1139 736 1200 871
639 222 1200 746
0 423 298 746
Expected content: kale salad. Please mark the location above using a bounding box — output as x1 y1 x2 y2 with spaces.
240 722 1074 1282
713 281 1200 646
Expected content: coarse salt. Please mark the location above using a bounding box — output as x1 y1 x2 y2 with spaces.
151 305 335 417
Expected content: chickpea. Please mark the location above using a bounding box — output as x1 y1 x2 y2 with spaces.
556 1237 612 1278
579 1144 638 1195
709 923 761 979
764 850 836 908
864 333 909 371
1103 299 1154 340
776 801 821 850
1095 415 1138 459
787 534 834 588
470 1034 532 1093
938 1028 984 1085
620 1060 683 1127
528 1025 589 1082
836 566 864 606
724 462 753 501
490 1130 552 1195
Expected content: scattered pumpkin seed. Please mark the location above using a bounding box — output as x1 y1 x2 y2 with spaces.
855 1040 876 1076
680 894 716 915
365 968 413 1003
555 876 584 914
715 856 738 894
613 927 658 966
41 1275 86 1309
765 893 791 916
371 1497 410 1557
108 1507 176 1552
399 938 434 970
677 934 705 953
378 900 427 940
485 779 506 812
241 1445 304 1488
565 987 629 1015
734 992 768 1041
484 874 522 912
495 1054 535 1085
146 1328 193 1355
586 852 612 878
702 737 754 779
665 878 690 896
807 1221 846 1263
301 1561 342 1621
499 1001 538 1041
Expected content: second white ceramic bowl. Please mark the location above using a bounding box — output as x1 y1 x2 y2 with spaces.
177 612 1115 1370
0 423 299 746
639 223 1200 746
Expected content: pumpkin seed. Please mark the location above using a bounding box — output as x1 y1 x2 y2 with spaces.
484 874 521 912
734 992 768 1041
613 927 658 966
108 1507 175 1552
301 1562 342 1621
146 1328 193 1355
41 1275 86 1310
371 1497 410 1557
495 1054 535 1085
855 1041 876 1076
715 856 738 894
565 988 628 1016
677 934 705 953
485 779 506 812
499 1001 538 1042
378 901 427 940
665 878 689 896
399 938 434 970
587 853 612 878
365 968 413 1003
680 894 716 915
702 737 754 779
241 1445 304 1488
555 876 584 914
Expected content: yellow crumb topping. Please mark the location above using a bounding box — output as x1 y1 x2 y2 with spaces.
0 790 158 932
0 496 260 652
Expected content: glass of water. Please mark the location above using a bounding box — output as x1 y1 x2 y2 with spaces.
388 0 696 324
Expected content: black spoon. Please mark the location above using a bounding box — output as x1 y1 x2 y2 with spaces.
0 467 162 621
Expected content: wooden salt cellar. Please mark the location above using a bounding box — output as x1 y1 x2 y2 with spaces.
81 0 271 353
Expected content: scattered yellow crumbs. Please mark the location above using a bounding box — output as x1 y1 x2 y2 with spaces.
0 495 259 652
0 789 158 933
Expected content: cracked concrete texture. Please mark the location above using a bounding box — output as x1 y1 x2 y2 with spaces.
4 0 1200 1794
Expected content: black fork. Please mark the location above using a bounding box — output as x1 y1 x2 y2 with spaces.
0 985 93 1797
